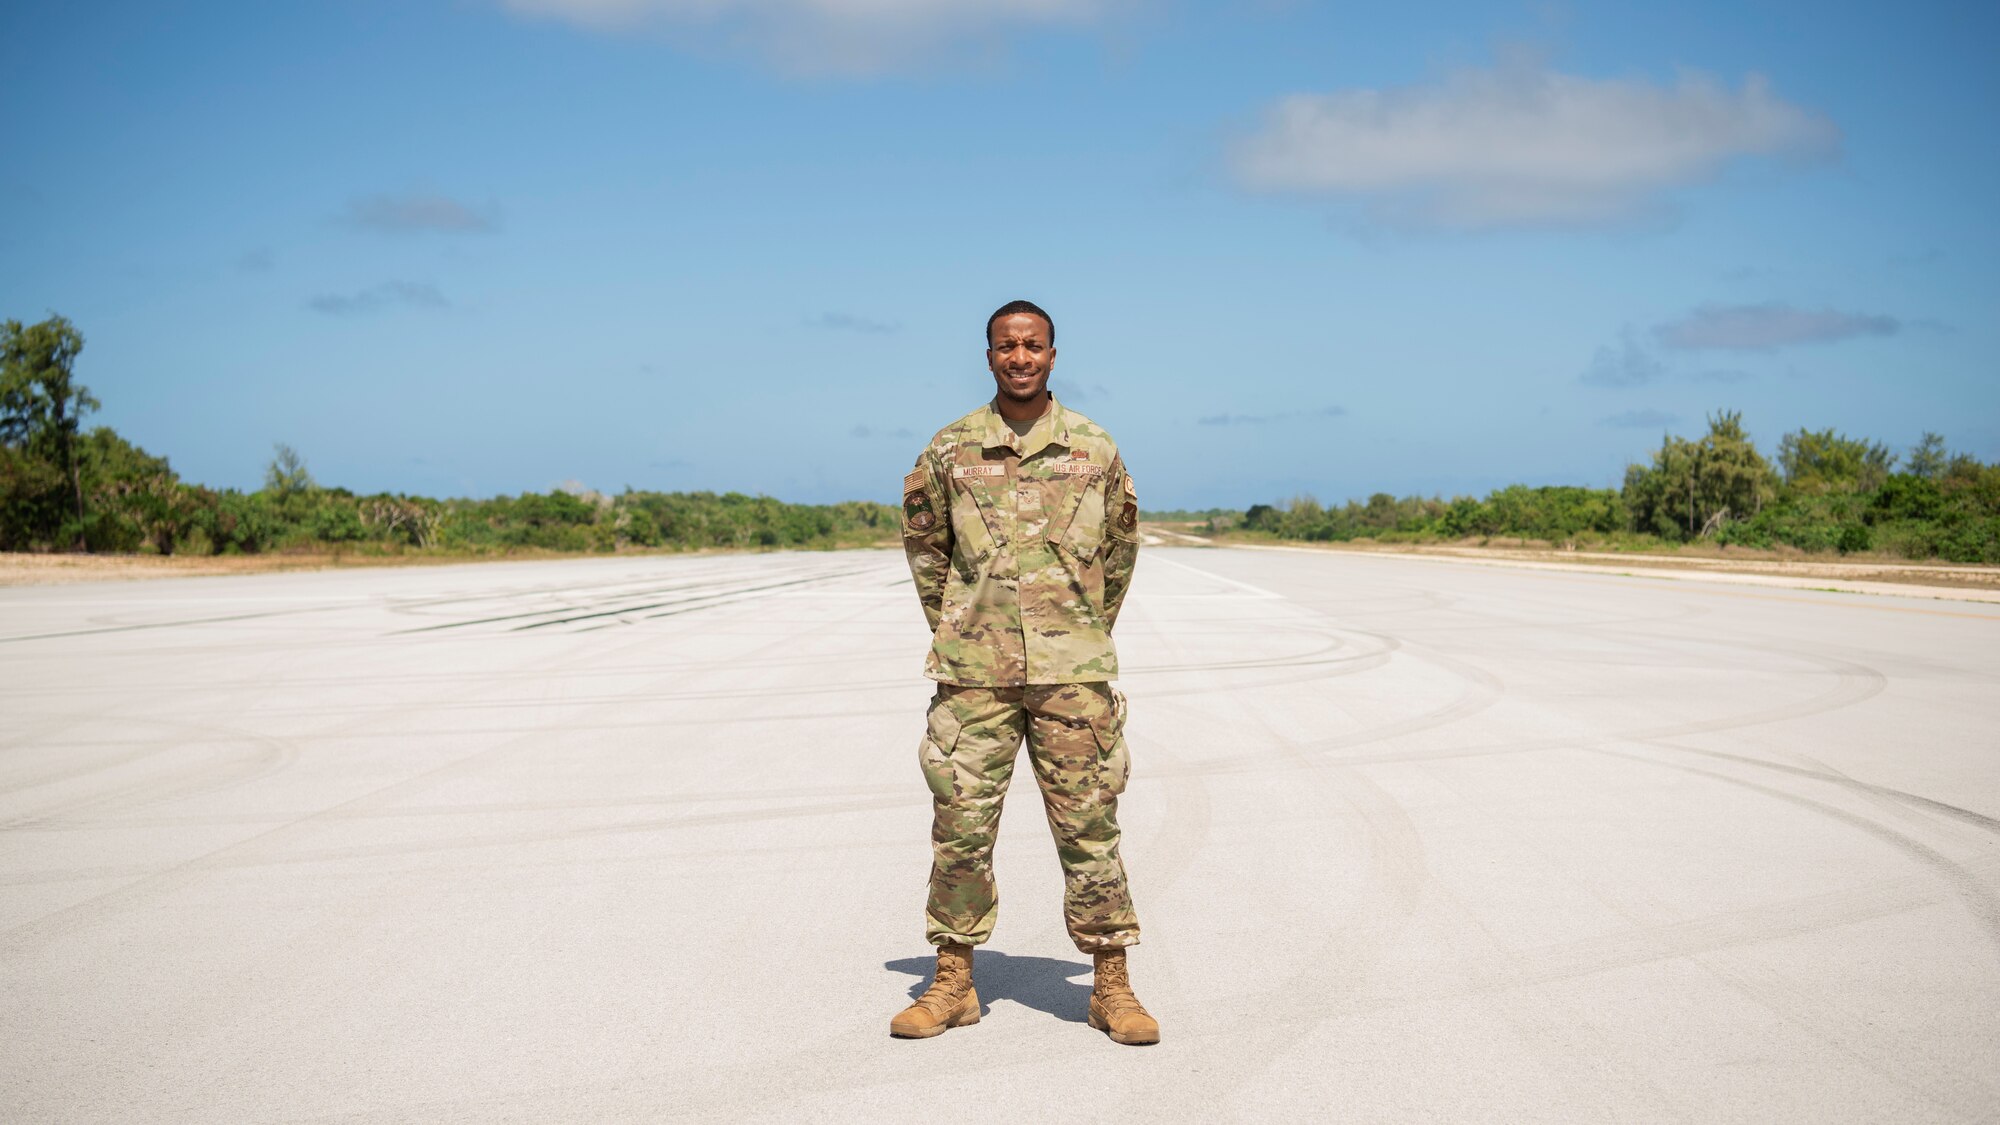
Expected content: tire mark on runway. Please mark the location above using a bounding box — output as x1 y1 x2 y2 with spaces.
0 723 300 831
1645 741 2000 838
1110 550 1999 1111
376 561 826 619
0 557 854 644
9 571 1365 706
0 794 921 886
0 558 889 947
1189 753 1684 1119
0 705 930 782
0 727 183 795
1137 651 1498 782
1306 856 2000 1119
1623 643 1888 742
1149 632 1890 781
391 568 875 634
6 625 1384 717
1592 746 2000 1116
1 778 923 834
1122 611 1223 915
1603 747 2000 956
0 602 360 644
1128 574 1447 1104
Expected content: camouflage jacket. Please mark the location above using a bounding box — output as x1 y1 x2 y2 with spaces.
902 396 1140 686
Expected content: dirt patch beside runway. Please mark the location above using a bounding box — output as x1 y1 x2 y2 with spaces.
1310 541 1999 591
0 543 900 587
0 551 471 586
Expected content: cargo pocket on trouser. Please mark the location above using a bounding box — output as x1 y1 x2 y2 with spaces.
1094 686 1131 798
919 692 965 801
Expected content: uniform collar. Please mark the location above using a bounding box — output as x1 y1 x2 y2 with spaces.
980 394 1070 457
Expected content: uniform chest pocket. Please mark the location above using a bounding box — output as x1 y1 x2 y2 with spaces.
1053 482 1107 563
948 465 1005 567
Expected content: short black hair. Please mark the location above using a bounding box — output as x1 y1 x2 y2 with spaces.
986 299 1054 347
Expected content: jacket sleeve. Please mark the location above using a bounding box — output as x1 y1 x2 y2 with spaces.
1102 455 1141 632
901 448 953 632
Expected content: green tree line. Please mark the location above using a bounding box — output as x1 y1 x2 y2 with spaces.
1237 410 2000 563
10 315 1995 563
1 315 896 555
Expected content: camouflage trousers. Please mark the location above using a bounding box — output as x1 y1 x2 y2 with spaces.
919 681 1140 953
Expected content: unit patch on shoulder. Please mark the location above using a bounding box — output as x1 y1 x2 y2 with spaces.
902 466 937 534
903 490 936 533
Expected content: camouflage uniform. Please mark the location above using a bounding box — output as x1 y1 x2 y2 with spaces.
902 396 1142 953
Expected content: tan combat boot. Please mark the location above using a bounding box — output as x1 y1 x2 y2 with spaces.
1087 949 1160 1045
890 943 980 1039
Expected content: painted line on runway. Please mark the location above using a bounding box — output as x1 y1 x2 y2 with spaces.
1142 552 1285 599
0 603 359 644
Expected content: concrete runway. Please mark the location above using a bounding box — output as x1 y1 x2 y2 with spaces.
2 547 1996 1122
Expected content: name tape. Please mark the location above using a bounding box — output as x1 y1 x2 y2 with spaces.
952 464 1006 479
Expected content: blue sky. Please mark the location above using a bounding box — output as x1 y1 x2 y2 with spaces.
3 0 1994 508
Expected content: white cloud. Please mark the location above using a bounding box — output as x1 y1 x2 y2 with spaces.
343 194 497 234
1198 405 1344 426
497 0 1107 72
1579 327 1665 387
1655 302 1899 350
307 282 450 315
1231 58 1839 229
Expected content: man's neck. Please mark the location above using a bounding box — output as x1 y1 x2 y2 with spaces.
994 392 1052 423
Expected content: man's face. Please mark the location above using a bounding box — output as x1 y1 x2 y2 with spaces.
987 313 1056 404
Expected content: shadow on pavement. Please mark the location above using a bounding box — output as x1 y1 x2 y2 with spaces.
885 950 1092 1024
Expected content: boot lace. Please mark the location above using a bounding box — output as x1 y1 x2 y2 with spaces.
916 959 969 1017
1094 960 1149 1019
